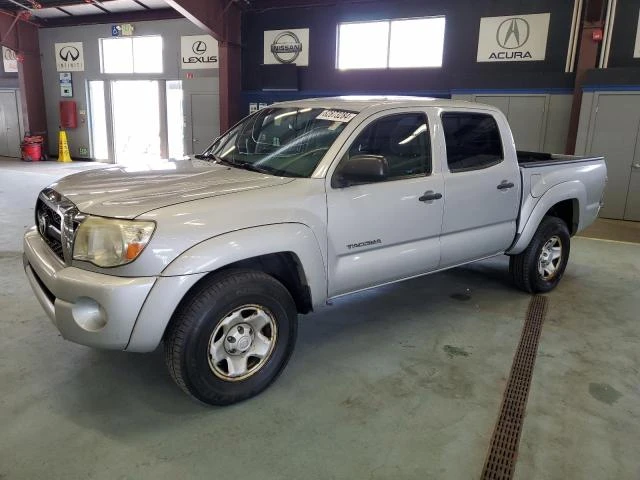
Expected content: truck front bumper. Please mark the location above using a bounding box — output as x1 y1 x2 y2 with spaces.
23 228 156 350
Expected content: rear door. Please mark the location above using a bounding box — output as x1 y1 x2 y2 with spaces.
326 110 444 297
437 109 521 267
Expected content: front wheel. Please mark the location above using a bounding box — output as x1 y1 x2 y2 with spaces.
164 270 298 405
509 216 571 293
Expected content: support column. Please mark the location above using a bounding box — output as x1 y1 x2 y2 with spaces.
166 0 243 132
0 12 46 136
565 22 603 154
219 41 242 132
565 0 608 154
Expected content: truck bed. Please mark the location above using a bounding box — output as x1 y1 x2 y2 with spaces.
517 151 604 168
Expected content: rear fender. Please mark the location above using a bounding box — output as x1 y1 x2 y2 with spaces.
508 181 585 255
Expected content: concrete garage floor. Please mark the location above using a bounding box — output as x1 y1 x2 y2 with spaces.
1 159 639 479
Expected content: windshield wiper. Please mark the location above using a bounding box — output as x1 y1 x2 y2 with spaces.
196 154 301 177
194 152 218 161
216 157 273 175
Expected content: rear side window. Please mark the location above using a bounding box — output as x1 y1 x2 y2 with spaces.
441 113 503 172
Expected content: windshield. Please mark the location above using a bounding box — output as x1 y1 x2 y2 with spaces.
204 107 357 177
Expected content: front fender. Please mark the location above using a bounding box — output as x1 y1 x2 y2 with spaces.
126 223 327 352
507 181 586 255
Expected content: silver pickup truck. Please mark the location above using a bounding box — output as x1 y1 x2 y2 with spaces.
23 97 606 405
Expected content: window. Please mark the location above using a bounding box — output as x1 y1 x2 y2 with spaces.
441 113 503 172
207 107 353 178
100 36 163 74
336 113 431 183
337 17 445 70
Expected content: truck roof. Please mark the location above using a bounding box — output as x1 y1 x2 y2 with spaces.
270 96 491 113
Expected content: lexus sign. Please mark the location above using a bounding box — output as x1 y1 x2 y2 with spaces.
477 13 550 62
181 35 218 69
55 42 84 71
264 28 309 66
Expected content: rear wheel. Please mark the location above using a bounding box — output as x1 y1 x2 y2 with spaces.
164 270 298 405
509 216 571 293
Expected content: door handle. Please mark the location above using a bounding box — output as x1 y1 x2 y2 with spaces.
633 163 640 170
419 191 443 202
497 181 515 190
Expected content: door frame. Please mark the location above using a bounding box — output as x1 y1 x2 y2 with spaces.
88 79 179 163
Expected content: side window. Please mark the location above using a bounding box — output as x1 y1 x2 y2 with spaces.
441 112 503 173
337 113 431 184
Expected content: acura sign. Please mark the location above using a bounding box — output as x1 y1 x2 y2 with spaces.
264 28 309 66
55 42 84 71
181 35 218 70
477 13 550 62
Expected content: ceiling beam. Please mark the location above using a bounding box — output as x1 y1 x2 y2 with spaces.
40 7 181 27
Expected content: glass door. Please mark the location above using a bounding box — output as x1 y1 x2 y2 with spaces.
111 80 161 164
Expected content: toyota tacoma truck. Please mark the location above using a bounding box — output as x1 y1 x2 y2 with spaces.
23 97 607 405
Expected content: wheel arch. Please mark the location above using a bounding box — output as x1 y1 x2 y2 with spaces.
508 181 585 255
126 224 326 352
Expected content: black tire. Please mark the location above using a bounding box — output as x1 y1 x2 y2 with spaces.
164 269 298 406
509 216 571 293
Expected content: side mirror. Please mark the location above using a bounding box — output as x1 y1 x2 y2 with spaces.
333 154 389 188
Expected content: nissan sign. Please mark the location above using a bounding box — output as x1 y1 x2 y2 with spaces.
477 13 550 62
181 35 218 69
264 28 309 66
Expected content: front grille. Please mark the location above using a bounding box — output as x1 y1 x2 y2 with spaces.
36 198 64 261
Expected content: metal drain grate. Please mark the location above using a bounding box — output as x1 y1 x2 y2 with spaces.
480 295 548 480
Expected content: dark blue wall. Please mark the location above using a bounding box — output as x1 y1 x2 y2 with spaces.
241 0 577 110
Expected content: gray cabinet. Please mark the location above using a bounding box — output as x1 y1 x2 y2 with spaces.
585 93 640 221
467 94 572 154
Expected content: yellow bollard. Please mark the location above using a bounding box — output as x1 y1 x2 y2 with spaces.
58 130 72 163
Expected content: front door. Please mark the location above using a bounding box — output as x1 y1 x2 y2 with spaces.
326 111 444 297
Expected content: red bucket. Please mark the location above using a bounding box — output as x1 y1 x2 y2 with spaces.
21 135 44 162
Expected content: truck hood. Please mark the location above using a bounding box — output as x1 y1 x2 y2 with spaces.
49 159 295 218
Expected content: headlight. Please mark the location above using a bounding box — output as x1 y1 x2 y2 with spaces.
73 216 156 267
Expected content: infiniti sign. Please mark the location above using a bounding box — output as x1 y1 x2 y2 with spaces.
2 46 17 72
55 42 84 71
59 45 80 62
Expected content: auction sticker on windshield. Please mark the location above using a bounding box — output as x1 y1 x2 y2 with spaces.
316 110 357 122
